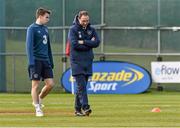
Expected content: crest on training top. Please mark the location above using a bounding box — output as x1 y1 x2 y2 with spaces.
87 30 92 35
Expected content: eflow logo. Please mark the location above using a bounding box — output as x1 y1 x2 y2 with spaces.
61 61 152 94
155 65 180 76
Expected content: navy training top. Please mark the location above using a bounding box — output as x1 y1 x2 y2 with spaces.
26 23 54 68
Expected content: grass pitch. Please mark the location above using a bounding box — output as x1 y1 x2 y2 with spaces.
1 91 180 127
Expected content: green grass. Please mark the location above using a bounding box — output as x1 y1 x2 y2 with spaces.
1 91 180 127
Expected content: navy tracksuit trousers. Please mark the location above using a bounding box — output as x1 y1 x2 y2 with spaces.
74 74 90 111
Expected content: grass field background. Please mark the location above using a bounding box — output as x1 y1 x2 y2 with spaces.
1 91 180 127
3 39 180 127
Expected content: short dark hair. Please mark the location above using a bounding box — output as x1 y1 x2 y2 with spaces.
36 7 51 19
78 10 89 18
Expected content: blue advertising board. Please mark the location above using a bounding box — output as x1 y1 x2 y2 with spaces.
61 61 152 94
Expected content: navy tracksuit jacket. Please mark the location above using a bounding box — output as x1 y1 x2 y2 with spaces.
68 15 100 76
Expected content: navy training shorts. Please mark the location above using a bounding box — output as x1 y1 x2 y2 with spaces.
28 60 53 81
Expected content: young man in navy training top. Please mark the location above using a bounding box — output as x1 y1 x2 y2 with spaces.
68 10 100 116
26 7 54 117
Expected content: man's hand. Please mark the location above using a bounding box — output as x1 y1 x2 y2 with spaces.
91 37 95 41
78 40 84 44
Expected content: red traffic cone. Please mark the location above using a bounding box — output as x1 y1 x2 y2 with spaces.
151 107 161 112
